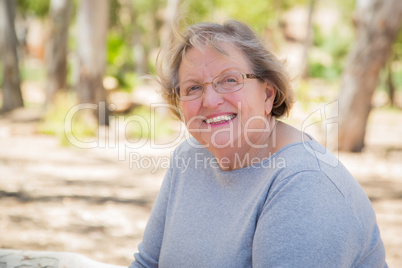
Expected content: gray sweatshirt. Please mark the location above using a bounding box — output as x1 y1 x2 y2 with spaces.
130 137 387 268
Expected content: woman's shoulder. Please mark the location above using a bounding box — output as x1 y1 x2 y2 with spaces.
269 139 323 175
267 131 362 199
271 136 373 217
270 122 341 177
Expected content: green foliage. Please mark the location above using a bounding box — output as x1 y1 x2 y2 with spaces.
393 30 402 61
105 0 166 90
107 32 129 67
16 0 50 18
20 63 46 84
130 0 165 46
123 73 141 90
183 0 308 33
20 0 393 141
37 92 177 145
106 31 134 89
109 0 122 29
147 61 157 76
124 105 176 139
0 65 3 87
392 69 402 91
215 0 277 31
38 92 97 146
391 31 402 91
308 23 354 80
294 79 311 111
0 64 2 109
333 0 356 19
182 0 216 24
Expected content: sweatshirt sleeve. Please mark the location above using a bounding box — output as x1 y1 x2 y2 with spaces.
129 165 172 268
252 170 364 268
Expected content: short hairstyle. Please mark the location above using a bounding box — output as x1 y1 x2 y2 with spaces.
156 19 294 119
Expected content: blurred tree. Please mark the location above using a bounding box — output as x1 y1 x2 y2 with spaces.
0 0 24 112
182 0 308 51
45 0 72 104
106 0 165 82
337 0 402 152
76 0 110 125
386 30 402 107
160 0 181 50
107 0 146 83
301 0 316 78
386 53 396 107
129 0 159 75
16 0 50 17
14 0 51 68
132 5 147 74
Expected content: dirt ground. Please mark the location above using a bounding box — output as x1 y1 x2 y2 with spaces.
0 105 401 267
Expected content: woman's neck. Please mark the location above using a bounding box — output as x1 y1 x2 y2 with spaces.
214 117 278 171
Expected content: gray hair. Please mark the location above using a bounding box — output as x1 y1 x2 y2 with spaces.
156 19 294 119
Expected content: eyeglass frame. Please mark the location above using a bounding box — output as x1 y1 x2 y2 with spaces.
173 72 263 101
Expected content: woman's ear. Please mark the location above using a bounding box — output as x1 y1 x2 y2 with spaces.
264 82 276 115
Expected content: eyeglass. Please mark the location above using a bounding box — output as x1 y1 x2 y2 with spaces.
174 71 262 101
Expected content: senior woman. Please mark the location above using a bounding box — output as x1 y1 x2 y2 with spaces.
129 20 387 267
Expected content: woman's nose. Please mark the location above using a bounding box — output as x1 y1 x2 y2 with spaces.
202 82 224 108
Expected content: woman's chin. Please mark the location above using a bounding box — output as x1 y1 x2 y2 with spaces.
202 130 237 148
210 138 234 149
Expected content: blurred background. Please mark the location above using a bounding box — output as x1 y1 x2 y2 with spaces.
0 0 401 266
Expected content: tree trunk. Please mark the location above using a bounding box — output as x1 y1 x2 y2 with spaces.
45 0 72 105
301 0 316 78
76 0 109 125
160 0 181 50
131 6 147 75
0 0 24 112
337 0 402 152
147 0 163 55
386 57 395 107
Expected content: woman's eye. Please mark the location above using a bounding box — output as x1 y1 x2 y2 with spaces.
225 78 237 83
221 77 238 84
185 85 202 95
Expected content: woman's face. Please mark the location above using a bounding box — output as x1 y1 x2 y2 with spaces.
178 43 276 161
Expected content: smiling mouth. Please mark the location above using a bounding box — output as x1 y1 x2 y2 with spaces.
204 114 237 125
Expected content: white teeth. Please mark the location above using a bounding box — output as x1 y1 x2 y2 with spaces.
205 114 236 124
